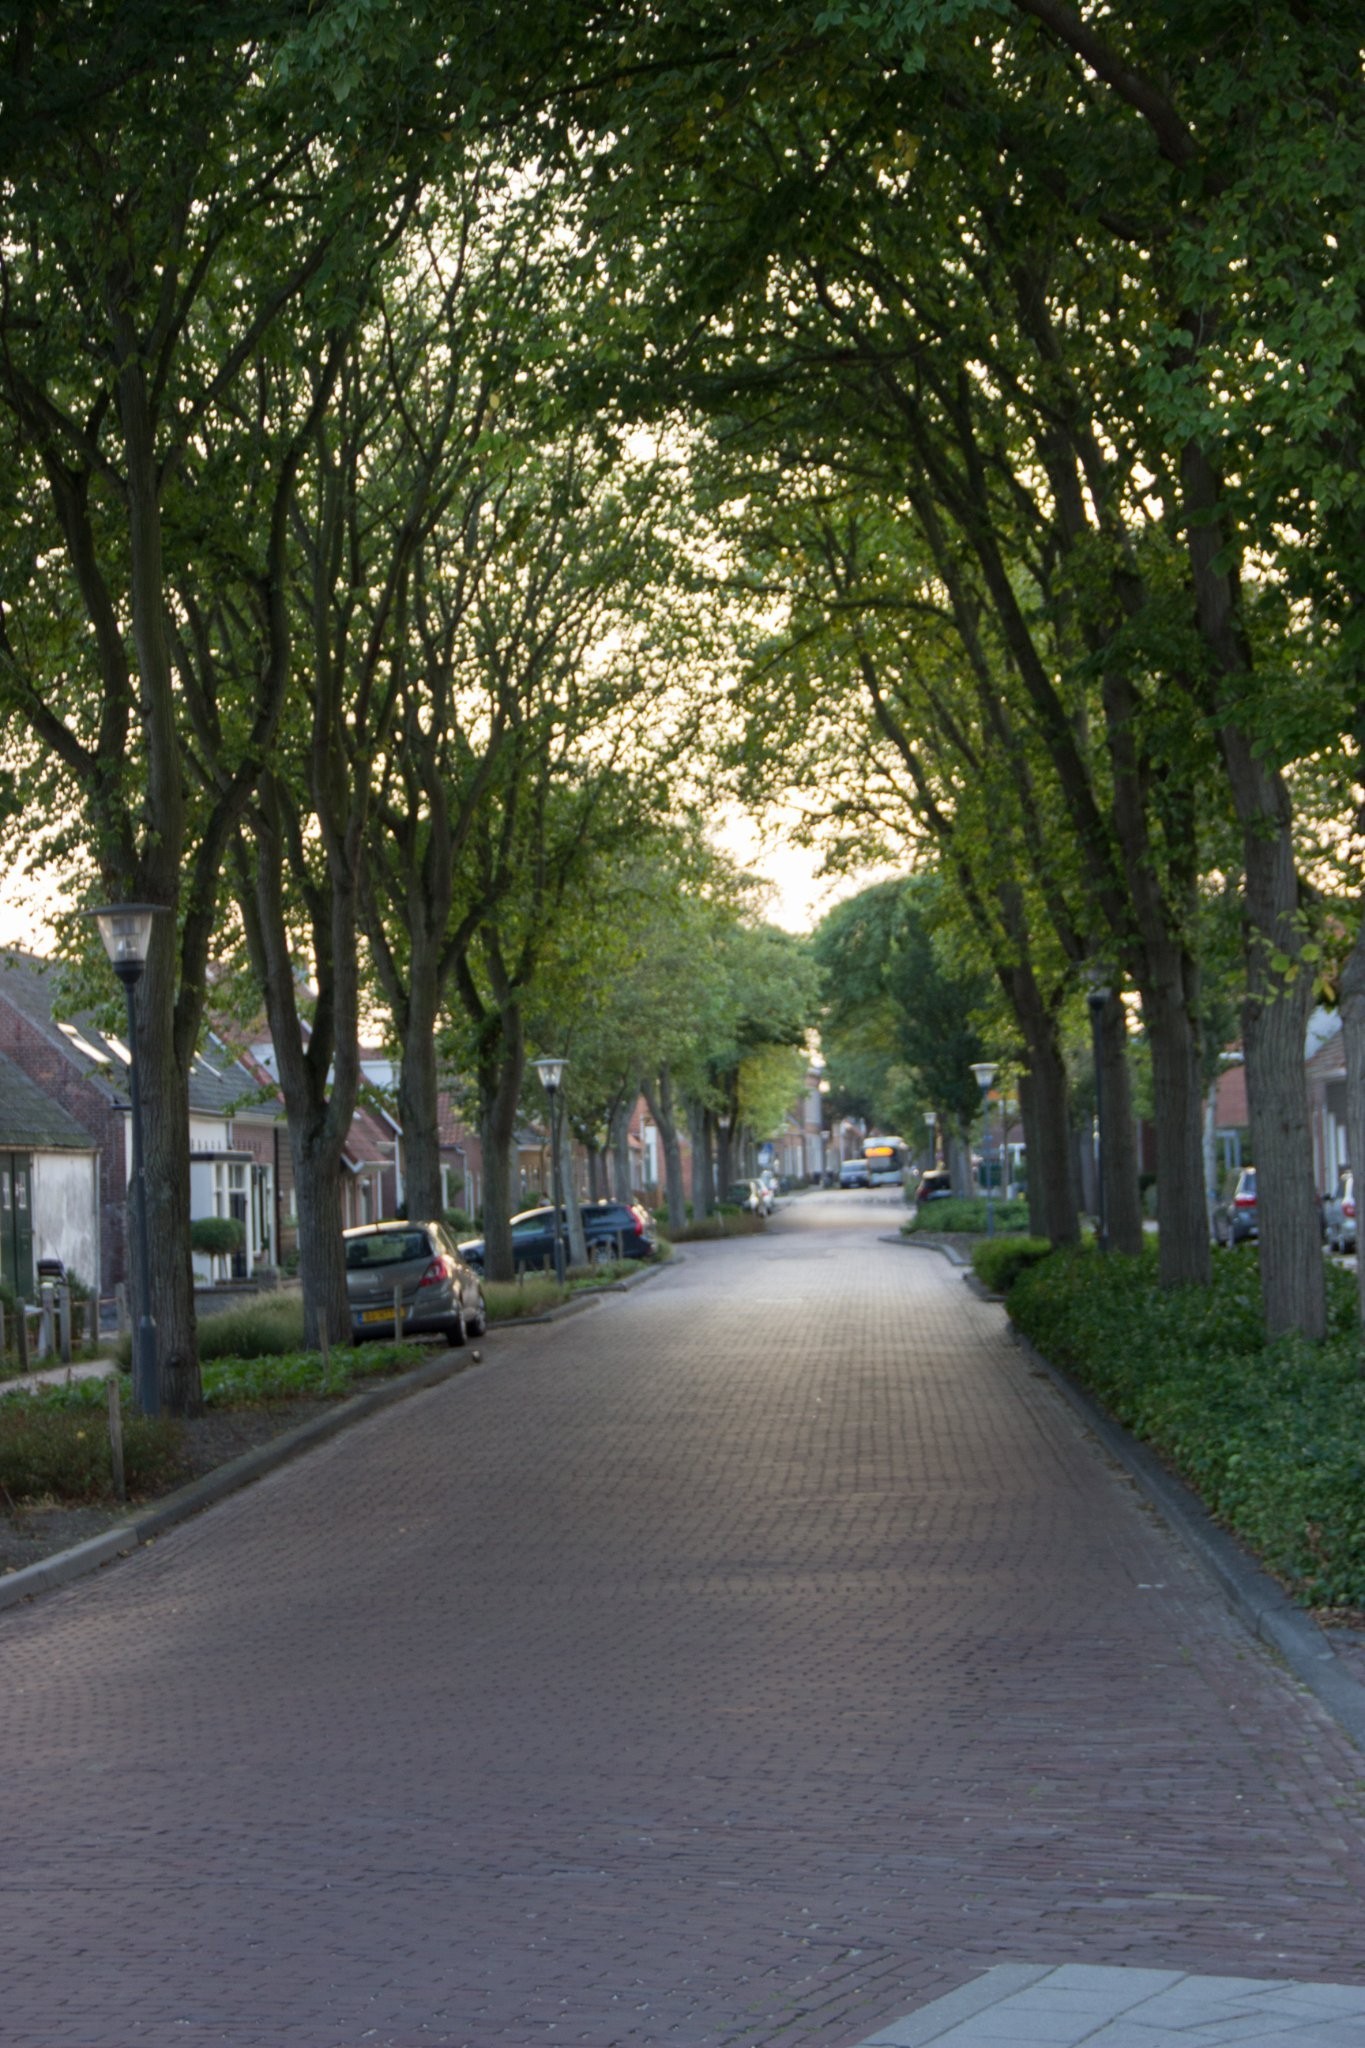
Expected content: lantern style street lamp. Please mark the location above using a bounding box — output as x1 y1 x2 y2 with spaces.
970 1061 999 1239
87 904 167 1416
1087 968 1112 1252
532 1056 569 1285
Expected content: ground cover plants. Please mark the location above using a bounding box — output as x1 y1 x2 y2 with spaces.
1 1336 431 1510
903 1197 1030 1236
1006 1244 1365 1612
483 1251 664 1320
970 1236 1054 1297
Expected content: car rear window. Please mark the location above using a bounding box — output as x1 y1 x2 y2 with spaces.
346 1231 430 1268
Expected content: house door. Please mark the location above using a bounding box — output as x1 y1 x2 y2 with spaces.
1 1153 35 1302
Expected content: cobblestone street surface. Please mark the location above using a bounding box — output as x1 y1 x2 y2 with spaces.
4 1191 1365 2048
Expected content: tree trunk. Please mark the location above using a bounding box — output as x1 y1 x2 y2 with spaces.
644 1068 689 1235
1018 1072 1045 1237
1340 922 1365 1347
1000 962 1078 1247
1143 964 1212 1289
611 1098 633 1203
1182 439 1323 1337
715 1116 734 1195
135 933 200 1414
395 969 443 1225
1021 1036 1079 1248
557 1108 587 1266
478 1024 524 1283
290 1109 351 1348
1228 736 1325 1340
948 1130 972 1197
690 1100 713 1217
1098 990 1144 1256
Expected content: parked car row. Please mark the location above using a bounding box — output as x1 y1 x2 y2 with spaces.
457 1198 658 1274
1210 1165 1357 1254
725 1178 776 1216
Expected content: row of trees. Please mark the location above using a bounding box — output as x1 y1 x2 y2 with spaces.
3 3 1361 1406
0 8 826 1411
565 1 1364 1341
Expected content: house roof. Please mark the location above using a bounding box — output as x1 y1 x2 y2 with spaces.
0 1048 96 1151
0 950 276 1119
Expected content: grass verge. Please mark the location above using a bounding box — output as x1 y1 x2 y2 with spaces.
483 1254 661 1321
1007 1242 1365 1611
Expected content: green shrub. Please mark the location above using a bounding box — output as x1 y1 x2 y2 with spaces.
1009 1244 1365 1609
442 1208 475 1235
0 1396 186 1505
971 1236 1055 1297
906 1196 1031 1235
199 1296 307 1359
190 1216 246 1257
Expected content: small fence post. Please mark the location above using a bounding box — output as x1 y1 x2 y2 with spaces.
15 1303 29 1373
107 1377 126 1502
37 1283 54 1361
58 1284 72 1365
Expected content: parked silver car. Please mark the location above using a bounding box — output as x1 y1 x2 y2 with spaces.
344 1220 486 1345
1323 1170 1356 1254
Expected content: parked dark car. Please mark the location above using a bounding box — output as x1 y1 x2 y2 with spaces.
459 1199 657 1273
1324 1169 1357 1254
838 1157 870 1188
1212 1166 1258 1245
912 1169 953 1205
344 1220 486 1344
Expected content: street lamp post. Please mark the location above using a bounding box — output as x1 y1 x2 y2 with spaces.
970 1061 998 1238
1087 969 1112 1253
87 904 166 1416
532 1056 568 1286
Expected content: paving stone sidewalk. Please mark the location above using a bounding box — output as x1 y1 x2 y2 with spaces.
4 1195 1365 2048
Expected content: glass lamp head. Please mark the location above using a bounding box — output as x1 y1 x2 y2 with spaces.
87 904 163 985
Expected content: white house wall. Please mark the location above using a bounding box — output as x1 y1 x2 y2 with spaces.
31 1150 100 1290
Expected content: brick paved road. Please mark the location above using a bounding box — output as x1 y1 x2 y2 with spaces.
4 1192 1365 2048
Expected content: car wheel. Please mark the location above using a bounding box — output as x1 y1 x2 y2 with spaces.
465 1294 487 1338
445 1303 467 1347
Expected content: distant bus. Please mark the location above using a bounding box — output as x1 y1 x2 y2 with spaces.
863 1137 909 1185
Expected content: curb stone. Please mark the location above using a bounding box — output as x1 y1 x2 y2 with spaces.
0 1345 480 1614
0 1257 676 1611
1009 1322 1365 1755
488 1250 673 1327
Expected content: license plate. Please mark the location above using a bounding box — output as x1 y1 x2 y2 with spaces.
359 1306 401 1325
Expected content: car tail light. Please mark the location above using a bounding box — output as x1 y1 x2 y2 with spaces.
1346 1198 1357 1221
419 1255 454 1288
1234 1193 1256 1209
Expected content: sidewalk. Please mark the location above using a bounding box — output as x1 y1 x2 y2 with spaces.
858 1964 1365 2046
1 1356 119 1396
